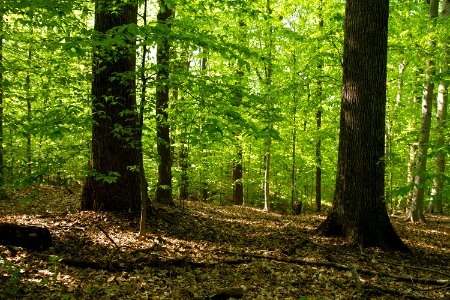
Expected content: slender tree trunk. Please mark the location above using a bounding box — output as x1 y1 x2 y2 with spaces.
139 0 150 236
428 0 449 214
232 21 246 206
25 47 32 178
315 1 324 213
200 48 209 202
179 141 189 200
263 0 273 212
232 149 244 205
389 60 407 211
174 49 190 201
263 138 271 211
82 0 141 212
0 9 4 197
409 0 439 222
291 52 298 210
155 0 174 205
404 144 416 211
316 0 408 251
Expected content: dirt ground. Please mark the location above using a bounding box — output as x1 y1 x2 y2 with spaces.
1 185 449 299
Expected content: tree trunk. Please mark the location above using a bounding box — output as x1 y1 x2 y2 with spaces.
409 0 439 222
139 0 150 236
263 139 271 211
179 141 189 200
428 0 449 214
315 1 324 213
82 1 141 212
404 144 416 211
316 0 408 251
291 52 298 211
0 10 4 197
263 0 273 212
232 149 244 205
232 22 245 206
26 48 32 178
155 0 174 205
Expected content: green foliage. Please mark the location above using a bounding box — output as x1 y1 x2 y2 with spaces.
0 254 23 297
0 0 447 210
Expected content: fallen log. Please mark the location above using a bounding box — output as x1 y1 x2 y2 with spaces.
0 222 52 251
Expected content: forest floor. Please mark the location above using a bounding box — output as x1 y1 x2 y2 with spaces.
0 185 449 300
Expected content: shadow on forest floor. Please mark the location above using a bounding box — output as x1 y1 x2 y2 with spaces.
0 185 449 299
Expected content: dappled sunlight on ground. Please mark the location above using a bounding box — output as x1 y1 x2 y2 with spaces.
0 185 449 299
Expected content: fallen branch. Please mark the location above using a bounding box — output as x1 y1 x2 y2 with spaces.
227 252 449 286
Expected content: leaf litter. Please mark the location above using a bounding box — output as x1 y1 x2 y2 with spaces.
0 185 449 299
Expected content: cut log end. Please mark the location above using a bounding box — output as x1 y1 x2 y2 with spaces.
0 222 52 251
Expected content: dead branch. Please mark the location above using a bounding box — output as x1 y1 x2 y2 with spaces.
230 252 449 286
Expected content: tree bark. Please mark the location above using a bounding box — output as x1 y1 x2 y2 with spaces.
291 52 298 211
263 0 273 212
82 0 141 212
139 0 150 236
155 0 174 205
315 1 324 213
232 20 246 206
409 0 439 222
428 0 449 214
316 0 408 251
0 9 4 197
232 149 244 205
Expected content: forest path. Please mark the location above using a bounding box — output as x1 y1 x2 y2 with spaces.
0 185 449 299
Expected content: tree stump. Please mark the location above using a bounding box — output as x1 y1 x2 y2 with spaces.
0 223 52 251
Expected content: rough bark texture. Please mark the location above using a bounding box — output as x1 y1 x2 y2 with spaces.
316 0 408 251
82 1 141 212
155 0 174 205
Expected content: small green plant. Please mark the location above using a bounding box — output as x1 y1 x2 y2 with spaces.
0 255 23 297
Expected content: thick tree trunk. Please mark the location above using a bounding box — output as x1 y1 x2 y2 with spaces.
82 1 141 212
316 0 408 251
409 0 439 222
155 0 174 205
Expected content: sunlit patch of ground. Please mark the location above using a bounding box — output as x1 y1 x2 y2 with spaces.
0 185 449 299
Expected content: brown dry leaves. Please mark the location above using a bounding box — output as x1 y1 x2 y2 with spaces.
0 185 449 299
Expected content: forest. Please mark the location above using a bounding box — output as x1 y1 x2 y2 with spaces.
0 0 449 299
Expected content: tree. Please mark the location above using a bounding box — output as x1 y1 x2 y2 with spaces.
81 0 141 212
428 0 449 213
409 0 439 222
155 0 174 205
317 0 408 250
0 4 4 198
